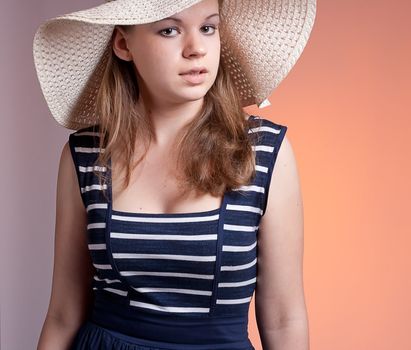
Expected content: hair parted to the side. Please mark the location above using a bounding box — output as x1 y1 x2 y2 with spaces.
93 4 263 202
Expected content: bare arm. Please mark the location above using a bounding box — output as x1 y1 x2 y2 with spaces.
255 134 309 350
37 141 95 349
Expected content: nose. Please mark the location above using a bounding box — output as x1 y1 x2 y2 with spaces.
182 30 207 58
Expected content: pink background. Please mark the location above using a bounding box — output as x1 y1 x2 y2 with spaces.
1 0 410 349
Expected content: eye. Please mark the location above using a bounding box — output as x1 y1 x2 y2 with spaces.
159 27 179 37
201 25 218 34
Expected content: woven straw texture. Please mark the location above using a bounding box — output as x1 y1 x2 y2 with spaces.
33 0 316 130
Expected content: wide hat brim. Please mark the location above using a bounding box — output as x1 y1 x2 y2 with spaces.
33 0 316 130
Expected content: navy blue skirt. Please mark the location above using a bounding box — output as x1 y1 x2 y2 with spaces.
71 320 255 350
71 320 159 350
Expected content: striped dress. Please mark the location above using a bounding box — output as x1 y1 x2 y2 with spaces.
69 115 287 350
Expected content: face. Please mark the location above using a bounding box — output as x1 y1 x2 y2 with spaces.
113 0 220 109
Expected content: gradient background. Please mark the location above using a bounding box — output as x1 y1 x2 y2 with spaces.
1 0 410 349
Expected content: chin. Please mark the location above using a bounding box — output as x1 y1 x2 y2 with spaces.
178 89 209 99
190 90 210 98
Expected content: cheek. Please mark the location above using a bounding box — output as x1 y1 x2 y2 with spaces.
132 57 177 88
135 44 179 75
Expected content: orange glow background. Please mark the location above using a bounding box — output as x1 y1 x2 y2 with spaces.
244 1 411 349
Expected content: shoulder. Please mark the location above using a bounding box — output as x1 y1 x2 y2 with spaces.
66 124 103 175
270 132 296 194
248 114 298 214
260 122 301 227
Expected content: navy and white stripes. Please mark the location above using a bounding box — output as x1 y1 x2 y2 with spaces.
68 115 287 318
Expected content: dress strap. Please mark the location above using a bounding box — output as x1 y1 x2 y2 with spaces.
250 116 288 216
68 125 106 209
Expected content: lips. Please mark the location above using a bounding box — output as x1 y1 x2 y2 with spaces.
179 69 207 85
180 67 208 75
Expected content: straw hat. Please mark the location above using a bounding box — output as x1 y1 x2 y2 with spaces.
33 0 316 130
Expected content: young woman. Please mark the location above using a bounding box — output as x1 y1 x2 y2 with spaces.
33 0 316 349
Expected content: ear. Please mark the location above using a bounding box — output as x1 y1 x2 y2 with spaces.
112 26 133 62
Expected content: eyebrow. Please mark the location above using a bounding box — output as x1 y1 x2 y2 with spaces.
157 13 220 23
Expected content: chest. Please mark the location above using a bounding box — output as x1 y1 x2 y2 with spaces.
110 149 223 215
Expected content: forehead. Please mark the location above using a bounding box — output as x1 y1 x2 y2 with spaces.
154 13 220 24
152 0 220 24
